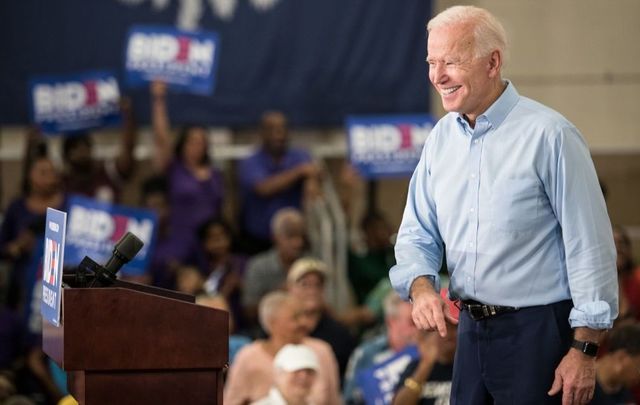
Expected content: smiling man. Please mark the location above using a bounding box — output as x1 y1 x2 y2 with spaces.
389 5 618 405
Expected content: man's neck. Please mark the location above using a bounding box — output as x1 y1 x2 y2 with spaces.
463 79 508 128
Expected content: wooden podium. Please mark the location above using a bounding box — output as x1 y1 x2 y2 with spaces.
43 276 228 405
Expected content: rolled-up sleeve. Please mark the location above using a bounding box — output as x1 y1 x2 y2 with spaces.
390 135 444 300
546 126 618 329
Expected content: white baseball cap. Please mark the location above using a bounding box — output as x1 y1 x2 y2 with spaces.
273 344 319 372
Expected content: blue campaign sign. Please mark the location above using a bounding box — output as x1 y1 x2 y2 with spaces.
125 25 220 95
64 196 157 276
41 208 67 327
356 345 419 405
347 115 436 179
29 71 122 135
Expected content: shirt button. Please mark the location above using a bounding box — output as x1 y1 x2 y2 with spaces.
473 139 479 144
468 242 474 247
470 173 477 179
470 207 475 213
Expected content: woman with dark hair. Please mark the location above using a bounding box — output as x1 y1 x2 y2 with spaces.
150 81 225 261
0 136 65 309
197 217 247 332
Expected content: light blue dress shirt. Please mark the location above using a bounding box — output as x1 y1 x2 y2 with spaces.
390 81 618 329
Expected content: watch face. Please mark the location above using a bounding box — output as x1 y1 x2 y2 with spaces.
583 342 599 356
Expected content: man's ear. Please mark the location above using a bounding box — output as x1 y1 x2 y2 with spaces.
487 50 502 78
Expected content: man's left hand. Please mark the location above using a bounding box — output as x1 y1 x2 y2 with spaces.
547 349 596 405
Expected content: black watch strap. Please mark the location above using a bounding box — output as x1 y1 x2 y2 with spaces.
570 339 599 357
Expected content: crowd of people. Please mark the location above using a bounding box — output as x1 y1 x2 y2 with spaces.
2 7 640 404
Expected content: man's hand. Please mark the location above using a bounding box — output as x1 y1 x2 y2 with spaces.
409 277 458 337
547 349 596 405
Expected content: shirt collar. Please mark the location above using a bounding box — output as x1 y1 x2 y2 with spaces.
455 80 520 132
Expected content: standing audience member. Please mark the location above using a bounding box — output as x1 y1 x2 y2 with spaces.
343 292 418 404
287 257 356 380
348 212 396 305
242 208 307 329
140 176 184 289
225 291 340 405
0 146 65 309
390 6 617 404
590 323 640 404
238 111 321 254
61 97 137 203
251 344 319 405
150 81 225 261
197 218 247 332
392 290 458 405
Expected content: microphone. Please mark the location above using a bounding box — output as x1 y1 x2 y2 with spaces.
89 232 144 287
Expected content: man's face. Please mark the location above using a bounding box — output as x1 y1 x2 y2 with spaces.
427 23 497 121
275 221 306 263
278 368 316 402
270 299 307 344
261 112 288 157
386 301 419 349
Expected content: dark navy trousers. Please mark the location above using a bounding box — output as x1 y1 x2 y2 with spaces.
451 300 573 404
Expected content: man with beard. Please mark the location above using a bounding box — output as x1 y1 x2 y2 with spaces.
238 111 321 254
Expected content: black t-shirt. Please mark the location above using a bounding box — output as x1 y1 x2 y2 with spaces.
394 359 454 405
590 382 635 405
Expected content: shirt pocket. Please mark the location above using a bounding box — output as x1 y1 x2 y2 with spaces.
490 178 541 232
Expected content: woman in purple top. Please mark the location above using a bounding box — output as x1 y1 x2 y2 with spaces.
0 143 66 309
150 81 225 260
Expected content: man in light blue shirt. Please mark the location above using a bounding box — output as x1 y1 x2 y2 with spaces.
390 5 618 405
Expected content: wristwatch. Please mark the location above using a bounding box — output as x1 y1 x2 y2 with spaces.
570 339 599 357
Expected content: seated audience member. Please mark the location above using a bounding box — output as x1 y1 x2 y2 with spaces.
343 292 418 404
613 225 640 323
252 344 319 405
140 176 185 289
150 81 225 261
590 323 640 404
197 218 247 331
174 266 204 296
195 294 250 365
348 212 396 305
242 208 307 329
392 290 458 405
224 291 340 405
238 110 321 254
61 97 137 203
287 257 356 379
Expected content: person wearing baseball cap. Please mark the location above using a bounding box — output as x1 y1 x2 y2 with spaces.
251 344 319 405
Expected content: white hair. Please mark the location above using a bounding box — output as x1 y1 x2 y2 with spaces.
382 291 405 319
427 5 508 60
258 290 291 334
270 207 304 237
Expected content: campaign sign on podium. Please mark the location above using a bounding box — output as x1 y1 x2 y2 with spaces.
347 114 435 179
41 208 67 327
125 25 220 95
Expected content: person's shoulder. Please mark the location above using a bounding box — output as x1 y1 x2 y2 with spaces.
513 96 576 130
355 333 389 353
232 341 263 362
304 336 335 354
239 148 264 167
246 249 278 269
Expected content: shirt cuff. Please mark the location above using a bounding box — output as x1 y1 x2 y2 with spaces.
568 301 615 329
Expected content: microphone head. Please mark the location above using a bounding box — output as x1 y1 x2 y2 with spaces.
113 232 144 262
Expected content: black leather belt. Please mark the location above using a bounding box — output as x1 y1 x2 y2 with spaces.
461 299 519 321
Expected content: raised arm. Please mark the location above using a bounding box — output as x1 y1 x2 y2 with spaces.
150 81 173 173
114 96 137 179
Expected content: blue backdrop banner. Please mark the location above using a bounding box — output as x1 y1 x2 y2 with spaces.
0 0 431 126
